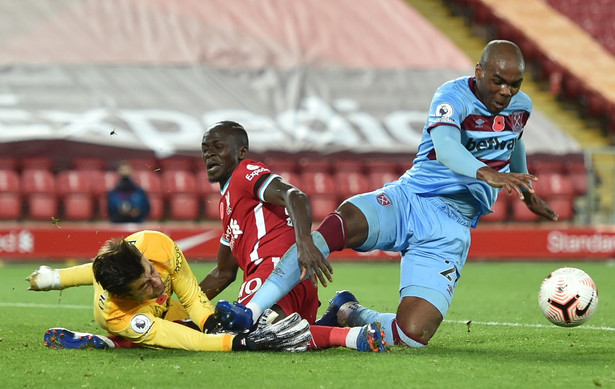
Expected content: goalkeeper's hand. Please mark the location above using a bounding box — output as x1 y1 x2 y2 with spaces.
26 265 62 291
235 309 311 352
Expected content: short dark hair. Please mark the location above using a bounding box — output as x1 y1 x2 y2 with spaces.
207 121 249 148
93 238 145 296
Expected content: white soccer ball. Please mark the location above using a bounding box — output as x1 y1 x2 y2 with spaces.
538 267 598 327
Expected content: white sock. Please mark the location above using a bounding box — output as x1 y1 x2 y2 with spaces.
344 327 362 350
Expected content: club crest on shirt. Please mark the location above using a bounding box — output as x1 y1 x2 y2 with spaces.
377 193 392 206
130 314 153 334
511 111 524 133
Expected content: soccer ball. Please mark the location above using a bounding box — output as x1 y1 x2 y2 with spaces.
538 267 598 327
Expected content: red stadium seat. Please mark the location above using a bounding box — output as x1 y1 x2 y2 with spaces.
160 156 195 172
0 169 20 192
510 199 540 222
132 170 162 194
168 194 200 221
55 170 96 221
56 170 94 195
0 158 18 171
162 170 199 220
125 158 159 172
72 158 106 171
300 172 335 195
195 171 220 220
548 197 575 222
21 169 58 221
263 158 297 174
21 169 56 194
62 193 95 221
333 171 370 201
569 172 588 196
0 193 22 219
0 170 23 219
533 173 575 199
300 171 338 220
332 159 364 173
21 157 54 172
26 193 58 221
298 158 331 174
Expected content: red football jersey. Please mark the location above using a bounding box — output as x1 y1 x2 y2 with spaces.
219 159 296 276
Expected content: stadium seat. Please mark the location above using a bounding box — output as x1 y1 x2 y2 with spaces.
533 173 575 200
21 169 58 221
125 158 159 172
332 159 364 173
159 156 196 172
510 199 540 222
168 193 200 221
0 193 22 219
263 158 298 174
61 193 95 221
133 170 162 194
162 170 199 220
72 158 106 171
333 171 370 201
55 170 96 221
0 158 18 171
20 157 54 172
21 169 56 194
0 170 23 219
195 171 220 220
26 193 58 221
56 170 94 195
298 158 331 174
162 170 197 194
299 171 338 220
0 169 20 192
548 197 575 222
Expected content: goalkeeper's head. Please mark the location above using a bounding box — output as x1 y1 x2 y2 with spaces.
93 238 165 300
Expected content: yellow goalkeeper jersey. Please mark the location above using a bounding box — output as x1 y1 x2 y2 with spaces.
58 230 234 351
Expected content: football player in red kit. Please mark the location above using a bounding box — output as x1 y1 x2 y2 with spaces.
199 121 387 352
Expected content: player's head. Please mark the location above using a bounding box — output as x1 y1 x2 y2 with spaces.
93 238 165 300
474 40 525 114
201 121 249 184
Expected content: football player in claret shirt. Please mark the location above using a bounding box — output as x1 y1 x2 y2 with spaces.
199 121 387 352
216 40 559 349
27 230 311 352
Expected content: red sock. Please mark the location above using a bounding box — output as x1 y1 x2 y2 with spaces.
109 335 141 348
308 325 351 349
315 212 348 252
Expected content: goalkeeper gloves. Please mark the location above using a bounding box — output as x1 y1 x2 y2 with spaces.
26 265 62 291
232 309 311 352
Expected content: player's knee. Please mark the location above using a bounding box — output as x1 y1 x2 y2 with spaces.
394 297 443 346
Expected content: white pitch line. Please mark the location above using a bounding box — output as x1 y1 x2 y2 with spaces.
446 319 615 331
2 302 613 331
0 302 90 309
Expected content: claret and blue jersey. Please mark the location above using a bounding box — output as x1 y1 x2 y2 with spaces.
402 76 532 218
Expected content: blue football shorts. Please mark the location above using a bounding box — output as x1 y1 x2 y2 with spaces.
344 182 472 317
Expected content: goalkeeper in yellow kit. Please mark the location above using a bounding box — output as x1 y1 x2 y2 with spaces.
27 230 310 352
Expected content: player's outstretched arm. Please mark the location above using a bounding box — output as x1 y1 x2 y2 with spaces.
263 177 333 287
476 166 537 199
234 309 311 352
522 192 559 221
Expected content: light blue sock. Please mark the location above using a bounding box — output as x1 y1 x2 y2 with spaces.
344 307 396 345
246 231 331 323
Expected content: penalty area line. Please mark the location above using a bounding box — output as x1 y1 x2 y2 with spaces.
0 302 90 310
446 319 615 331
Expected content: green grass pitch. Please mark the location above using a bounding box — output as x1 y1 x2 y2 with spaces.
1 260 613 388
